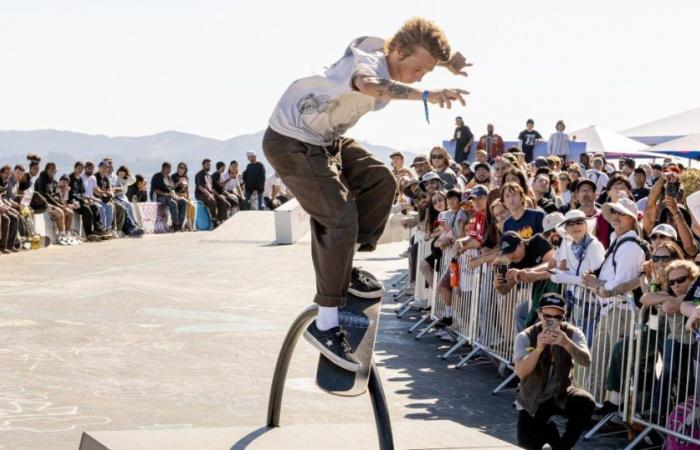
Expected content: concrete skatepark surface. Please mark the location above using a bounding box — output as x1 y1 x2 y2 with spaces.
1 212 623 449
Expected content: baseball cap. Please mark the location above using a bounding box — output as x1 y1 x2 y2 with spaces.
468 185 490 199
389 151 404 159
246 151 256 157
534 157 549 169
542 212 565 234
650 223 678 240
500 231 523 255
539 292 567 312
472 162 491 173
411 155 428 167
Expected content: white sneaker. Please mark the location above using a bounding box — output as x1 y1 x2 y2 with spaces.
67 234 80 245
57 236 69 246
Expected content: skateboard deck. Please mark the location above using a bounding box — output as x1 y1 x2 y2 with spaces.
316 292 382 397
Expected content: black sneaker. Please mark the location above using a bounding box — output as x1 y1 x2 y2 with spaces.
348 267 384 299
435 316 453 328
304 322 360 372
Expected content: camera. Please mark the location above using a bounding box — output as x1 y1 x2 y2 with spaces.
665 182 681 199
496 264 508 276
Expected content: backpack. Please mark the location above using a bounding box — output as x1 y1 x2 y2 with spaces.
665 396 700 450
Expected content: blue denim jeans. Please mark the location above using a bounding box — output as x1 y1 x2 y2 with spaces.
156 195 187 228
115 197 140 233
97 202 114 230
245 190 264 210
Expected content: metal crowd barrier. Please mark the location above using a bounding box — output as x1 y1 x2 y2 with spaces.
399 235 431 324
626 304 700 449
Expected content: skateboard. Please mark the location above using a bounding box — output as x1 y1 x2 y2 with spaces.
316 292 383 397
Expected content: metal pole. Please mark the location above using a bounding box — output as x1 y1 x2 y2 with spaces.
368 362 395 450
266 305 318 428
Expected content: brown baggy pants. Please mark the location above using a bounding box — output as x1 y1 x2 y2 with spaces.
262 127 396 307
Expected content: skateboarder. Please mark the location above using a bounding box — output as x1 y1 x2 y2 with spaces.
262 17 471 372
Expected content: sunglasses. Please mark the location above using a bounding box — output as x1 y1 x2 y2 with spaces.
431 155 444 160
652 254 673 262
565 219 586 227
542 313 564 321
650 234 668 241
610 210 624 216
669 275 689 287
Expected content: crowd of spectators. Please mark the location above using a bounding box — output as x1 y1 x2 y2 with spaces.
0 151 292 252
392 116 700 449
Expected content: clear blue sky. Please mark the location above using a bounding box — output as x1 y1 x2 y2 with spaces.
2 0 699 151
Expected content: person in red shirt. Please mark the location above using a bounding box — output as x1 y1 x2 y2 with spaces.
477 124 505 162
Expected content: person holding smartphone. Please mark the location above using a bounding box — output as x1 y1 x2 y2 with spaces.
514 293 594 450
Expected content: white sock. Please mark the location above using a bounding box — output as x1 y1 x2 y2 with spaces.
316 306 339 331
445 306 453 318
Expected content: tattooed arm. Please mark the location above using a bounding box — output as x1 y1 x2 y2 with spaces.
353 74 468 108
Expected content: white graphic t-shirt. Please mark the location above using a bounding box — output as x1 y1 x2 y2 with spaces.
269 36 391 146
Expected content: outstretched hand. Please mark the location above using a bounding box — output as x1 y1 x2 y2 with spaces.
427 89 469 109
443 52 473 77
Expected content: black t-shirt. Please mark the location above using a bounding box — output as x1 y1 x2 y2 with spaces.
242 162 266 192
126 183 147 203
68 173 86 204
510 234 553 270
94 173 112 203
211 171 225 194
683 278 700 305
35 171 61 205
633 187 650 202
453 125 473 162
195 170 214 200
518 129 542 151
151 172 174 196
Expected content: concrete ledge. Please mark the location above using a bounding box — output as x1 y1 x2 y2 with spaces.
79 420 517 450
274 198 309 245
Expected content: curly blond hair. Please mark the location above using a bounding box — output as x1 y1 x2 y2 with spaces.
386 17 451 62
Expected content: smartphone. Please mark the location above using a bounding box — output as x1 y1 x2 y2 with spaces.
665 182 681 199
545 318 558 332
497 264 509 276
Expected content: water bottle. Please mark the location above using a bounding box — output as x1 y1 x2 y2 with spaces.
449 257 459 288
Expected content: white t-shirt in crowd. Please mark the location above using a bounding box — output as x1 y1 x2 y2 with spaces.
268 36 391 146
222 173 243 192
552 236 606 286
586 169 609 194
81 173 97 198
264 174 288 198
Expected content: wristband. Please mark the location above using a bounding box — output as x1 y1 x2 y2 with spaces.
422 90 430 124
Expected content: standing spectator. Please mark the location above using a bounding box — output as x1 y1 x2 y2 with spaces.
579 153 591 171
126 175 148 203
151 162 187 232
550 210 606 286
452 116 474 164
514 293 595 450
195 159 229 225
547 120 571 162
389 151 407 177
242 151 266 210
34 162 77 245
410 155 432 179
632 168 650 201
518 119 542 163
466 162 491 189
556 172 572 206
586 157 609 195
477 124 504 161
501 182 545 239
429 147 458 189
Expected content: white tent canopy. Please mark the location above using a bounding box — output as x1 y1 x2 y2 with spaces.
621 106 700 145
572 125 649 155
645 132 700 162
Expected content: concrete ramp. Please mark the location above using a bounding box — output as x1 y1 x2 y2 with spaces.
199 211 277 244
79 420 516 449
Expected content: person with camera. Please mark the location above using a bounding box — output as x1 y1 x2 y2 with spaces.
495 230 556 331
514 293 595 450
643 170 698 258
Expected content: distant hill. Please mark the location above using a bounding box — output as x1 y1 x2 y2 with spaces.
0 129 420 178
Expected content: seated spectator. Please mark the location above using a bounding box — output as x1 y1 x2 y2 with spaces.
126 175 148 203
93 161 117 235
0 165 29 251
172 162 197 231
195 159 229 226
151 162 187 232
501 182 544 239
113 165 144 237
495 231 556 331
223 161 246 209
264 172 291 210
211 161 237 214
34 162 78 245
514 293 595 450
69 161 107 239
